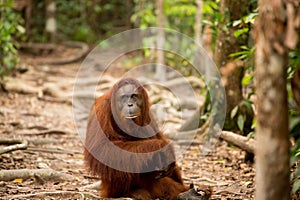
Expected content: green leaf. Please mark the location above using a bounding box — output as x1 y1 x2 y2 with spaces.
202 1 217 15
296 150 300 157
241 100 253 110
295 165 300 179
232 19 242 27
292 179 300 194
289 117 300 132
241 45 250 50
244 12 258 24
246 131 255 138
233 28 249 38
242 74 253 86
290 156 300 167
237 115 245 132
231 106 239 119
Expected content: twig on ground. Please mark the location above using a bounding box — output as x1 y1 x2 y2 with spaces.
38 96 71 104
0 169 75 182
2 77 41 94
214 190 244 196
220 131 255 154
0 139 28 155
19 129 71 136
27 138 59 145
25 147 79 155
8 191 99 199
26 125 49 130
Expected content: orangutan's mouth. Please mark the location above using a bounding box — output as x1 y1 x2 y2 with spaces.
125 115 139 119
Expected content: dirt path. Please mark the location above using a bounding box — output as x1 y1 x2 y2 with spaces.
0 57 254 199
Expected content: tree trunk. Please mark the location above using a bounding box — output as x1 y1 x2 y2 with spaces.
255 0 290 199
45 0 56 43
195 0 203 45
214 0 251 131
155 0 166 82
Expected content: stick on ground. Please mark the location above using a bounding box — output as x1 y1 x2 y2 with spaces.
0 139 28 155
220 131 255 154
0 169 74 182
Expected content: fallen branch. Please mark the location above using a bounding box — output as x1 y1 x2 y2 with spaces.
10 190 135 200
9 191 99 199
42 83 69 98
2 77 41 94
28 138 59 145
220 131 255 154
38 96 71 104
174 119 256 154
177 140 202 146
0 139 28 155
0 169 74 182
26 125 49 130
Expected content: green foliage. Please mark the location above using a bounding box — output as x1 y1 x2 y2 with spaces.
30 0 132 43
230 45 255 61
132 0 219 37
55 0 97 42
229 8 257 83
230 100 254 134
292 179 300 196
290 114 300 196
164 1 196 34
288 50 300 81
131 1 156 28
288 46 300 196
227 8 257 133
0 0 24 77
131 0 219 75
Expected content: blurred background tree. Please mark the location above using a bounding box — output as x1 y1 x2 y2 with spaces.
0 0 24 76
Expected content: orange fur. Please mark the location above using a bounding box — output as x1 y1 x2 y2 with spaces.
84 78 187 199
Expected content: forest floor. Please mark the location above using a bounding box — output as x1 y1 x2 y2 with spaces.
0 50 255 200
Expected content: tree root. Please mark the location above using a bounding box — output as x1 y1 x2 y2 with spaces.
20 41 90 65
